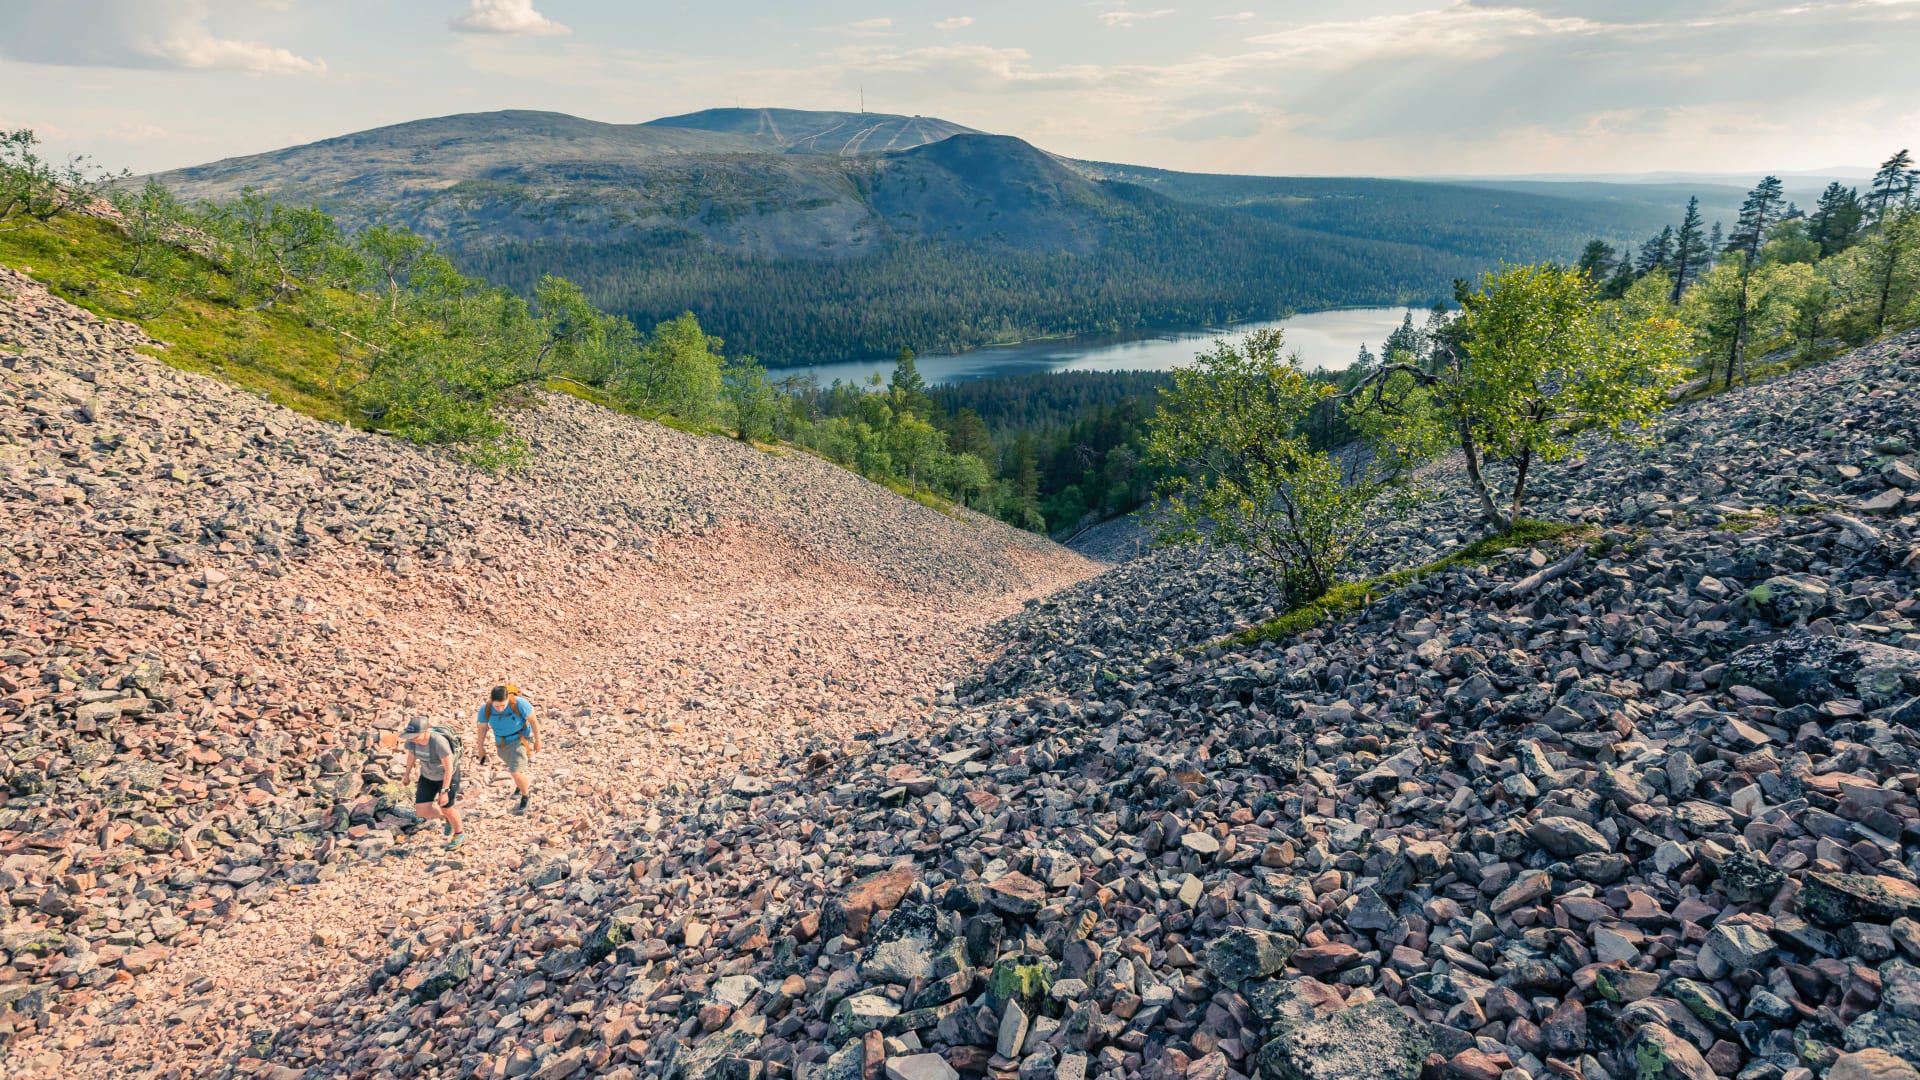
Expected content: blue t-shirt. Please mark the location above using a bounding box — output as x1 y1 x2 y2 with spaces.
479 696 534 744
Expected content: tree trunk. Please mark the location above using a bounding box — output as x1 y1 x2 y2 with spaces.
1507 445 1533 528
1456 417 1506 529
1728 268 1752 389
1877 239 1898 333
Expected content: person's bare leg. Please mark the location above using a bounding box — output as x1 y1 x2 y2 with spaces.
442 804 463 836
511 770 530 797
414 801 439 828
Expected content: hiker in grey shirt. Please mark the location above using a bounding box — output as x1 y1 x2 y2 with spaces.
400 717 466 849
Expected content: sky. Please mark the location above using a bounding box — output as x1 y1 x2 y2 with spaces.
1 0 1916 178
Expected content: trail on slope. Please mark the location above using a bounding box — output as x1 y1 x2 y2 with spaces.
23 528 1092 1078
1 263 1101 1077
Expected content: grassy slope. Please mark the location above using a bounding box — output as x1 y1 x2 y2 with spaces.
0 212 972 516
0 213 358 424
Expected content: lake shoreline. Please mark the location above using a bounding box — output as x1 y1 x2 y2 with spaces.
767 300 1442 373
766 305 1431 387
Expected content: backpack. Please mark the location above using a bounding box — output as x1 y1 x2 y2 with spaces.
430 724 463 773
484 690 532 744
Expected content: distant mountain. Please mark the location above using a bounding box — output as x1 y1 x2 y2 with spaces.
641 107 978 154
149 108 1734 363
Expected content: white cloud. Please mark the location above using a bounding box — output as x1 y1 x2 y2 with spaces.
450 0 570 36
1098 9 1177 27
934 16 975 31
0 0 323 74
1214 11 1255 20
850 17 894 30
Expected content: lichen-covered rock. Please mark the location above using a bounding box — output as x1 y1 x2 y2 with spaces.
1725 634 1920 709
408 944 471 1004
1254 999 1431 1080
1627 1023 1716 1080
1204 928 1297 984
1799 873 1920 927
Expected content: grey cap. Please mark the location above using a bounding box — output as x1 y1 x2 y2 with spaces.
403 716 431 736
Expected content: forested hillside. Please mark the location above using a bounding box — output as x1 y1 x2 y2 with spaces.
456 187 1471 361
147 108 1728 363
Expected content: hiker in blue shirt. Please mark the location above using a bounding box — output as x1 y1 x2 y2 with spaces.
476 684 541 815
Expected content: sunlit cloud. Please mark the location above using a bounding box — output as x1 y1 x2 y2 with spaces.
1098 9 1177 28
1247 4 1605 66
934 16 975 31
450 0 570 36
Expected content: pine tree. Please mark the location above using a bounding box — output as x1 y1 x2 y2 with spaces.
1869 149 1916 223
1670 197 1710 303
1726 176 1785 260
1809 183 1864 256
1636 226 1675 276
1718 177 1786 388
1707 222 1723 262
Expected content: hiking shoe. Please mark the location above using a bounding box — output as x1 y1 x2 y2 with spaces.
447 833 465 850
515 793 530 815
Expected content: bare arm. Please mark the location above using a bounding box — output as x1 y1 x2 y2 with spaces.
529 712 542 752
476 716 492 762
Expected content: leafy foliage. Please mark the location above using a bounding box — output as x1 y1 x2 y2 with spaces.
1354 263 1693 529
1146 330 1402 602
1585 151 1920 389
1 129 126 230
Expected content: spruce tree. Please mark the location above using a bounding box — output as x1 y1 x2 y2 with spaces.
1602 253 1637 300
1381 312 1422 361
888 346 932 418
1809 183 1864 256
1670 197 1710 303
1636 226 1675 276
1576 239 1616 282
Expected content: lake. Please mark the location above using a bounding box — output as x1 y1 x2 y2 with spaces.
765 306 1426 388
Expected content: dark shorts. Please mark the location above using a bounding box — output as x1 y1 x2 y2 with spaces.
415 772 461 806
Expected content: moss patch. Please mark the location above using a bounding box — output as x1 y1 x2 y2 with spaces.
1223 519 1589 649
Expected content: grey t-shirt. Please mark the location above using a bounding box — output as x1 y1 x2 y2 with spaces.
407 732 454 781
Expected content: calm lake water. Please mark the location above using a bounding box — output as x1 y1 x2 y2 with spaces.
767 306 1425 388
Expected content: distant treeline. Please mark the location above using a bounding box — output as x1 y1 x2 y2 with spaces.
456 186 1468 364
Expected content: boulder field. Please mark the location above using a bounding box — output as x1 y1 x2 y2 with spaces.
5 259 1920 1080
0 265 1097 1075
187 329 1918 1080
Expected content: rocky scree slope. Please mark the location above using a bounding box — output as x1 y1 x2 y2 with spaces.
258 331 1920 1080
0 264 1089 1058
